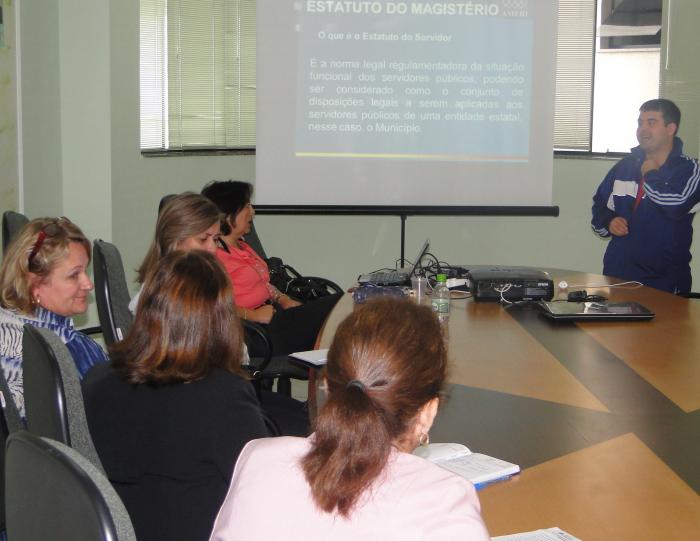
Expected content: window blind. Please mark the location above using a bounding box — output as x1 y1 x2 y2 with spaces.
554 0 596 151
140 0 256 150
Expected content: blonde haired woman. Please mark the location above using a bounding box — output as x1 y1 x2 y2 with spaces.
0 217 107 418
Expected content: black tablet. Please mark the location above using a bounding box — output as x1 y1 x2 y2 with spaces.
538 300 655 321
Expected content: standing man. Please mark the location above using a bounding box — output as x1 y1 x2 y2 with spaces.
592 99 700 294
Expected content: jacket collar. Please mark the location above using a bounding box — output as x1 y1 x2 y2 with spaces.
630 136 684 164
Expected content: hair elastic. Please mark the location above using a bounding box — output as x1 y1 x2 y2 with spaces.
346 379 366 392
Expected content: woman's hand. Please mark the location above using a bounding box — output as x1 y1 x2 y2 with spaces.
278 294 302 309
250 304 276 324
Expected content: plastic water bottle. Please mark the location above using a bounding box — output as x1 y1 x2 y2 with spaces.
431 274 450 324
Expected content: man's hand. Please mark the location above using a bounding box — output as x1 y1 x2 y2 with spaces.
608 216 629 237
641 158 660 177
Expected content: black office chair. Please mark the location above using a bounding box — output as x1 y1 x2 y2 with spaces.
2 210 29 253
242 221 340 394
158 193 177 214
93 239 134 346
0 368 23 535
22 325 105 471
244 221 269 261
5 431 136 541
243 320 309 396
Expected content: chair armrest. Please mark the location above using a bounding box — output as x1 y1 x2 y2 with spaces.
299 276 343 295
79 326 102 336
242 321 272 373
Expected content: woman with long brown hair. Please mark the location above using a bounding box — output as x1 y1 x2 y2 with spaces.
84 251 270 541
209 297 490 540
129 191 310 436
128 192 222 312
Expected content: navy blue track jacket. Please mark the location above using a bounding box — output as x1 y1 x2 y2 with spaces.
591 137 700 294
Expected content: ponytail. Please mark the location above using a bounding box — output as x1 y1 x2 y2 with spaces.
302 383 391 517
301 297 447 518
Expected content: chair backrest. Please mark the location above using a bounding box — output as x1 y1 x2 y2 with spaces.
0 367 23 533
5 431 136 541
158 193 177 214
93 239 133 346
22 325 104 471
2 210 29 253
244 221 268 260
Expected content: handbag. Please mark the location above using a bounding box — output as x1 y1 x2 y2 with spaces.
267 257 337 303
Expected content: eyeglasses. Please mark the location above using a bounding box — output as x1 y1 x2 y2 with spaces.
27 217 72 268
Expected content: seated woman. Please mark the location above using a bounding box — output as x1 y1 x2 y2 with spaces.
0 217 107 418
130 192 309 436
209 298 490 540
84 251 271 541
202 180 341 356
129 191 221 312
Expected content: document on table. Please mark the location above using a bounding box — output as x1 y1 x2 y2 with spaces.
289 348 328 367
492 527 581 541
413 442 519 487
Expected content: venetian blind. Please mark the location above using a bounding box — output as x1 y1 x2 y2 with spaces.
554 0 596 151
140 0 256 150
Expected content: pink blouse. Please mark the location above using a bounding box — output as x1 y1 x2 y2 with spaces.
209 437 490 541
215 241 274 309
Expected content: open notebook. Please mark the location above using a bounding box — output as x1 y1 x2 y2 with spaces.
414 443 519 488
289 349 328 367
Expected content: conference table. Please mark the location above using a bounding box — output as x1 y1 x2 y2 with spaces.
313 271 700 540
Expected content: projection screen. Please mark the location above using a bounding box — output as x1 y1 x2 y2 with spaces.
256 0 558 208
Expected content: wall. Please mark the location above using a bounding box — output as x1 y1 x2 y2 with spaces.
0 0 19 231
19 0 112 242
108 0 255 288
661 0 700 157
13 0 700 316
254 157 616 289
19 0 62 220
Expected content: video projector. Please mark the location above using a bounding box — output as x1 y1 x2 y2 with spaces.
468 267 554 302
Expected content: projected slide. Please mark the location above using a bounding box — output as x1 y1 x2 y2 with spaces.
256 1 556 207
297 1 533 161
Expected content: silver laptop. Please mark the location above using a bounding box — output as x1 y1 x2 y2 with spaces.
357 239 430 286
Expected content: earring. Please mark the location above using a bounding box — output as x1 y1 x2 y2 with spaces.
34 295 41 306
419 432 430 447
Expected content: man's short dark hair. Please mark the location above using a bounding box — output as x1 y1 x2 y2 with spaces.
640 99 681 134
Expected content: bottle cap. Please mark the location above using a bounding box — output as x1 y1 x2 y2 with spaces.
437 273 447 282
